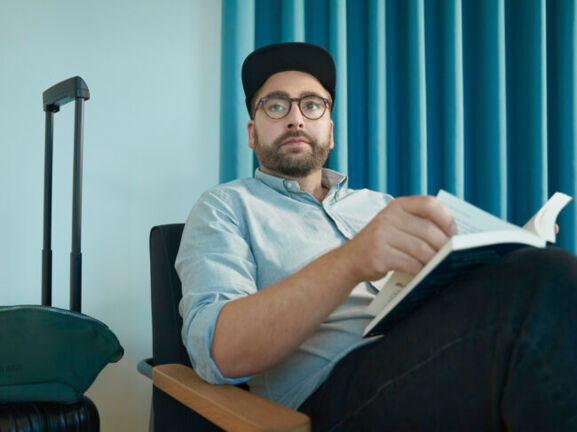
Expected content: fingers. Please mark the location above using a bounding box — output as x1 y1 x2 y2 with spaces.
394 211 451 252
377 196 455 251
375 243 426 276
374 222 444 275
395 195 457 238
345 195 457 282
389 225 438 265
370 195 456 276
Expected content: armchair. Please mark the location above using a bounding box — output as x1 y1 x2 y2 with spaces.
139 224 310 431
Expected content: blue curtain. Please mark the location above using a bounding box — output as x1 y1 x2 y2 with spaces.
219 0 577 253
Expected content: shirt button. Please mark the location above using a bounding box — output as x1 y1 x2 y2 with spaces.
287 183 293 189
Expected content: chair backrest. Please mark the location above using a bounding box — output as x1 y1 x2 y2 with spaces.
149 224 221 431
149 224 190 367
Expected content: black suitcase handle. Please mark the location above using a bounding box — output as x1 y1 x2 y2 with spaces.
42 76 90 312
43 76 90 112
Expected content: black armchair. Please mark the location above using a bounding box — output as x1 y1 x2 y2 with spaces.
140 224 310 431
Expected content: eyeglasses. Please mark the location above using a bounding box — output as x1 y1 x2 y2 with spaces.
256 95 330 120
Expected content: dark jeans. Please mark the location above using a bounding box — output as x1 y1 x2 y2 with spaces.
298 247 577 431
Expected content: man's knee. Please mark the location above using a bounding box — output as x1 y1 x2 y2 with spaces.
503 246 577 284
455 246 577 320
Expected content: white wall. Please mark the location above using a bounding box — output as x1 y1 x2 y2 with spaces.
0 0 221 430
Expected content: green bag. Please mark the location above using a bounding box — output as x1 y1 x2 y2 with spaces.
0 305 124 404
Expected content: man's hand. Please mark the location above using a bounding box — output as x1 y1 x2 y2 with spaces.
342 196 457 283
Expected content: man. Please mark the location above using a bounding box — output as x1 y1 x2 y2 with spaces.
176 42 577 430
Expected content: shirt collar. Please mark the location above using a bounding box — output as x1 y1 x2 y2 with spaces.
254 168 348 195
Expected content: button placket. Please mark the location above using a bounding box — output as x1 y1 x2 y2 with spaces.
323 204 354 240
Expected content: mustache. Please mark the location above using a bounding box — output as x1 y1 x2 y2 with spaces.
273 131 315 148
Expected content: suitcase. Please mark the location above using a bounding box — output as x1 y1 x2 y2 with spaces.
0 77 123 432
0 397 99 432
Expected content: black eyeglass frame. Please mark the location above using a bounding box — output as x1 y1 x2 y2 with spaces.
255 95 331 120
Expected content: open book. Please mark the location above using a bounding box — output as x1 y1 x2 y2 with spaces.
363 190 572 337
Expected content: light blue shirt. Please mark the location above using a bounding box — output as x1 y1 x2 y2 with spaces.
176 169 392 409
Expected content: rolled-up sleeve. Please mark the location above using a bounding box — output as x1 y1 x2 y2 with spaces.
175 189 256 385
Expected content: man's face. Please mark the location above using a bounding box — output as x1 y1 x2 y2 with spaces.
247 71 334 179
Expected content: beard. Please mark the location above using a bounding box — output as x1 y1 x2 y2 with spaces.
253 128 331 178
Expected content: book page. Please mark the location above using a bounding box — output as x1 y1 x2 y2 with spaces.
437 190 523 235
367 271 413 315
522 192 572 242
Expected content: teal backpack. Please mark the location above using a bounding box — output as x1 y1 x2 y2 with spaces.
0 305 123 403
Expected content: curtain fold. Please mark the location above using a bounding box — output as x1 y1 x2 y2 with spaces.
506 0 549 223
327 0 349 174
219 0 577 253
282 0 305 41
368 0 388 192
219 0 255 183
547 0 576 252
425 0 464 198
462 0 509 218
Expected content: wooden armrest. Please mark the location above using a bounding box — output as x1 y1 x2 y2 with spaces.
153 363 311 432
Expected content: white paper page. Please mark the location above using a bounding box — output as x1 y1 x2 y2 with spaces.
437 190 523 235
522 192 572 242
367 271 413 315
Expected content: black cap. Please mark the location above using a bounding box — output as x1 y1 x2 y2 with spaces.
242 42 336 115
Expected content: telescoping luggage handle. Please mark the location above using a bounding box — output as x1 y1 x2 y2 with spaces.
42 76 90 312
